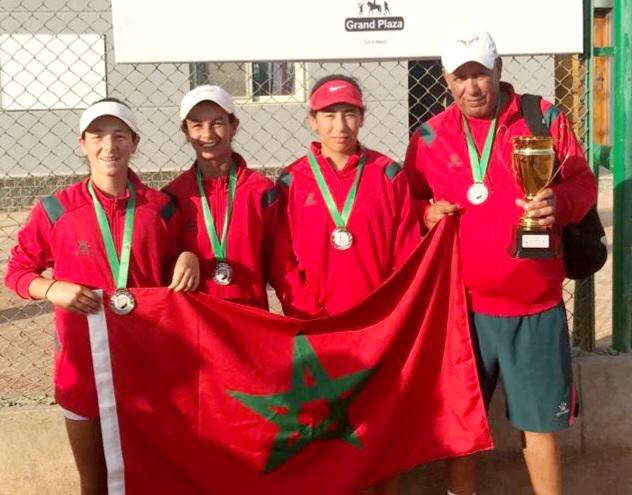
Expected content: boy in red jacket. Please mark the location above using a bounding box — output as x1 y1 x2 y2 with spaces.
404 28 596 495
5 99 197 494
164 85 319 316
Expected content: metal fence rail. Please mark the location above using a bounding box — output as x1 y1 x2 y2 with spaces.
0 1 596 405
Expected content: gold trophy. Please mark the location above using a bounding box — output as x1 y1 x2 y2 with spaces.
510 136 556 258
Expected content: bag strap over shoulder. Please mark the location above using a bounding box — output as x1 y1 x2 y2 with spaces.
520 93 563 184
520 94 550 137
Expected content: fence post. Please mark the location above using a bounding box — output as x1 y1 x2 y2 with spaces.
572 0 597 351
612 0 632 352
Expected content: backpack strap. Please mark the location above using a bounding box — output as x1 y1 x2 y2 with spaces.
40 196 64 225
520 94 550 137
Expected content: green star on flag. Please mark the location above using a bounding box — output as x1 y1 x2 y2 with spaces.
228 335 376 472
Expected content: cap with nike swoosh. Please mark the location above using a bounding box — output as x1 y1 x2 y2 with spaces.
310 79 364 111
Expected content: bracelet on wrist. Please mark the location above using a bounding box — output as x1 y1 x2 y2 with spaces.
43 280 57 300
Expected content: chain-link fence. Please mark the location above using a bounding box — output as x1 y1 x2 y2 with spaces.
0 1 595 405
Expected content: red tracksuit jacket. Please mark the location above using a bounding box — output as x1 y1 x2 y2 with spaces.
278 143 421 316
4 172 181 417
163 153 319 316
404 83 597 316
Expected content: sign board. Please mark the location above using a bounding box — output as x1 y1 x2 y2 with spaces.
112 0 583 63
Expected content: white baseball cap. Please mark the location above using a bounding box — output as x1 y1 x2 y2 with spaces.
441 27 498 74
179 85 235 121
79 100 139 135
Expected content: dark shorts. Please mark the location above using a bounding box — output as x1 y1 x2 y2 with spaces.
470 304 578 433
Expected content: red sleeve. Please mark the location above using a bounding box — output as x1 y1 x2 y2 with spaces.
546 107 597 225
403 130 432 231
4 203 54 299
390 170 422 271
263 184 325 318
161 202 185 285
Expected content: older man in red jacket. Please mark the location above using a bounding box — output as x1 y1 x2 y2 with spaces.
404 28 596 495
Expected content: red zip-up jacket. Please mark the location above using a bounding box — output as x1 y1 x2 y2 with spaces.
163 153 319 317
404 83 597 316
278 143 421 316
4 171 182 417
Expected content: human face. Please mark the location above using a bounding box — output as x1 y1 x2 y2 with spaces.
444 60 501 119
184 101 238 165
79 115 139 181
309 104 364 159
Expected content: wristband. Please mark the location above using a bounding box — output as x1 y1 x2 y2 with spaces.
43 280 57 300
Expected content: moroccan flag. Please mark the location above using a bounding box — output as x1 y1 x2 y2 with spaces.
88 217 492 495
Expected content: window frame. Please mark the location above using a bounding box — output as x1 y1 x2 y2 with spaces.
242 62 306 104
192 61 306 105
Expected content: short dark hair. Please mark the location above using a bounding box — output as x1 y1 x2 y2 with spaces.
309 74 364 116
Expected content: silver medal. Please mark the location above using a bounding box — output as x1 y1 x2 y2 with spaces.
110 289 136 315
213 261 233 286
466 183 489 205
331 227 354 250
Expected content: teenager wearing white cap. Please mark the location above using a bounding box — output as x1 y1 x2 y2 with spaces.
403 28 597 495
164 85 319 315
4 98 198 493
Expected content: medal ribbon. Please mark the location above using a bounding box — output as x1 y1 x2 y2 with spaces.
87 179 136 289
307 152 366 228
196 160 237 261
462 100 500 185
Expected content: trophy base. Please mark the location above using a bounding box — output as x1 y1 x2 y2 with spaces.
509 226 556 259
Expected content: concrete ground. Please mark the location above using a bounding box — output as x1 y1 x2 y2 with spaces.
2 353 632 494
402 449 632 494
1 405 631 495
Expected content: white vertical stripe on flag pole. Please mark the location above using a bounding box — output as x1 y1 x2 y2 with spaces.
88 291 125 495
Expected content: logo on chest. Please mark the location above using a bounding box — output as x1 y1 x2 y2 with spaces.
75 240 91 256
303 192 318 207
447 154 463 169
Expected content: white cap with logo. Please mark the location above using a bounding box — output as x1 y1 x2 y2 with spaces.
179 85 235 121
441 27 498 74
79 100 139 135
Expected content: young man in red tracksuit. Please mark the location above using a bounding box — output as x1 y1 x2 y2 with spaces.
163 85 319 316
277 75 421 493
4 99 197 494
403 28 597 495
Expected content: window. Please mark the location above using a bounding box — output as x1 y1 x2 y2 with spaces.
190 62 305 103
0 33 106 111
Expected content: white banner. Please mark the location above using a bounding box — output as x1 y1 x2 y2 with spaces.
111 0 583 63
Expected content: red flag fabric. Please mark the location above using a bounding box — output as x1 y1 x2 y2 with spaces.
88 217 492 495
